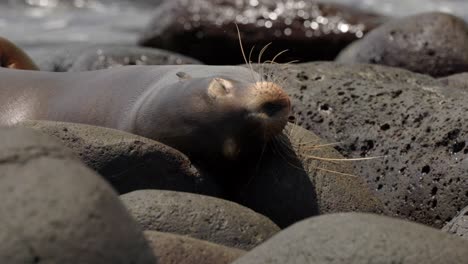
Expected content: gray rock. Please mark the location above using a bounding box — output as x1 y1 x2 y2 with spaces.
121 189 280 250
234 123 385 228
144 230 245 264
337 12 468 77
443 206 468 240
35 44 201 72
437 72 468 91
16 120 221 195
139 0 385 65
261 62 468 228
0 127 156 264
232 213 468 264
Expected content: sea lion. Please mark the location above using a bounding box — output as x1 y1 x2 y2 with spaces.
0 37 39 70
0 64 291 168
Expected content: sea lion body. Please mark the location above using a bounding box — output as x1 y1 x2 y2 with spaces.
0 65 291 166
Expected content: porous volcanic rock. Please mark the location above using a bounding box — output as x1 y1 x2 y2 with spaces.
16 120 220 195
139 0 385 64
232 213 468 264
121 189 280 250
337 12 468 77
144 230 245 264
260 61 468 228
0 127 156 264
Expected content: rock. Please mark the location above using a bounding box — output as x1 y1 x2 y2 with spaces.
120 190 280 250
16 120 221 195
437 72 468 91
144 230 245 264
35 44 201 72
263 61 468 228
232 213 468 264
336 12 468 77
0 127 156 263
443 206 468 240
234 123 385 228
139 0 385 65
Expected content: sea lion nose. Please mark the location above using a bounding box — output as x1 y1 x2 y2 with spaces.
254 81 291 118
261 99 290 117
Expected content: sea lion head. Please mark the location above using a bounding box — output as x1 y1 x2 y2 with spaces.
135 67 291 166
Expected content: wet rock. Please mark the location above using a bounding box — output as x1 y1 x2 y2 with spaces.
234 123 384 228
121 189 280 250
232 213 468 264
0 127 156 264
16 120 220 195
139 0 385 65
144 230 245 264
35 44 201 72
443 206 468 240
337 12 468 77
263 61 468 228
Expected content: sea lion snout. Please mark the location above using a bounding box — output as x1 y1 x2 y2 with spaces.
246 81 291 137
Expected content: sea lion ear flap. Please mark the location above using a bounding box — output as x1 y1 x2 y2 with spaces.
208 78 232 99
176 71 192 80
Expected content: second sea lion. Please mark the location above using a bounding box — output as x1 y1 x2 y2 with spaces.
0 37 39 70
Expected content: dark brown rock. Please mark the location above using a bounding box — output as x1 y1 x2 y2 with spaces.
121 190 280 250
337 12 468 77
443 206 468 240
16 120 221 195
0 127 156 264
144 230 245 264
139 0 385 65
36 44 201 72
234 123 385 228
232 213 468 264
263 61 468 228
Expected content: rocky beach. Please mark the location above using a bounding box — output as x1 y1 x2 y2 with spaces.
1 0 468 263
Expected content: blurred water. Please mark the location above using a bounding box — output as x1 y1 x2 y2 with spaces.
329 0 468 19
0 0 154 55
1 0 468 55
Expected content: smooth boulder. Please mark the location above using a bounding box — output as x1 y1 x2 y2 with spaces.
144 230 245 264
232 213 468 264
16 120 220 195
0 127 156 263
121 190 280 250
35 44 201 72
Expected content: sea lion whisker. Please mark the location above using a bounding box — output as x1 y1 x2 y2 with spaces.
235 23 257 84
305 155 384 162
300 142 343 148
248 45 256 69
258 42 272 82
269 49 289 65
308 165 359 178
270 137 305 171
